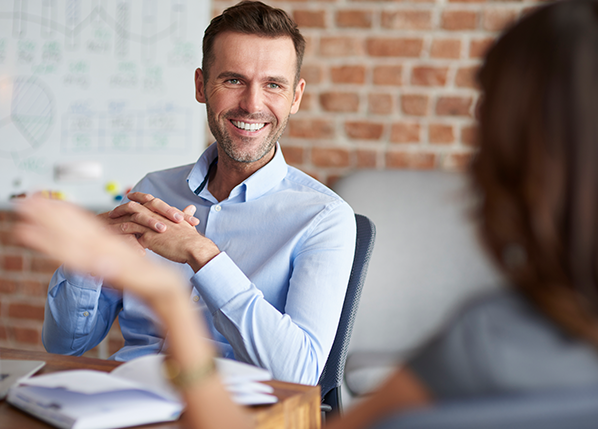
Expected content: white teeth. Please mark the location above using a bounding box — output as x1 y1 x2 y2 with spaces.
232 120 266 131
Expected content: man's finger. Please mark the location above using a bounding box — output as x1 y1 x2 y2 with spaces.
126 192 155 204
109 201 143 219
183 205 200 226
128 193 199 226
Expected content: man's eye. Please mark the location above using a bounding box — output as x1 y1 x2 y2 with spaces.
227 79 240 84
267 83 280 89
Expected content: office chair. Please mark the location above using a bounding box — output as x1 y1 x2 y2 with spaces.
319 214 376 419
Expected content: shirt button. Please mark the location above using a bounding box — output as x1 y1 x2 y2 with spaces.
214 205 221 212
193 296 200 302
83 311 90 317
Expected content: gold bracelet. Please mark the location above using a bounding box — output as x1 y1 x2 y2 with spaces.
163 357 217 390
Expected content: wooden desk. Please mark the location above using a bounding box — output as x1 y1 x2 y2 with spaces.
0 348 321 429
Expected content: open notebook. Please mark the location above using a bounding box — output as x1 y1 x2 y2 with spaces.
0 359 45 399
7 354 276 429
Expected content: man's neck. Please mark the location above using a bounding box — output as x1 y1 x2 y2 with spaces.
207 148 275 202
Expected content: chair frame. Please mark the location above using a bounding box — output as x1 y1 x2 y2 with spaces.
319 213 376 418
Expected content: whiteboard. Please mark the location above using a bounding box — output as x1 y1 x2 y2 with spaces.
0 0 209 210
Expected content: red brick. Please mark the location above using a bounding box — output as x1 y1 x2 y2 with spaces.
31 255 61 274
0 227 17 246
301 64 323 84
411 66 449 86
336 10 373 28
298 92 313 112
0 325 7 341
373 66 403 86
294 10 326 28
0 277 17 293
456 65 480 88
17 279 49 297
381 10 433 30
356 149 378 168
369 93 393 115
2 254 24 271
320 37 363 57
430 38 462 59
320 92 360 112
288 119 335 139
9 302 45 321
386 151 436 169
312 147 351 167
11 325 42 344
304 35 316 57
390 122 421 143
441 10 478 30
461 124 478 146
470 37 495 58
483 8 519 32
331 65 366 84
429 123 455 144
0 211 18 222
446 152 474 170
401 94 429 116
366 38 423 57
436 96 473 117
345 121 384 140
281 145 305 164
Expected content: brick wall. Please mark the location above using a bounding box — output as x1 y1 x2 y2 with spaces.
244 0 543 184
0 0 542 354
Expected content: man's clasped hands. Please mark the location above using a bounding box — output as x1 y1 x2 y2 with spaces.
101 193 220 273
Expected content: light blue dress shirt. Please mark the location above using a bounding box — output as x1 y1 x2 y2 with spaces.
42 142 356 385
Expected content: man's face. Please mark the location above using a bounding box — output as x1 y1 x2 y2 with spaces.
195 32 305 164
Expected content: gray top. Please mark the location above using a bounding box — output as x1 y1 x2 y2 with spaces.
408 289 598 399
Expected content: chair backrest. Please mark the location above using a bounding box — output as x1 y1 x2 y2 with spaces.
319 213 376 415
333 171 504 399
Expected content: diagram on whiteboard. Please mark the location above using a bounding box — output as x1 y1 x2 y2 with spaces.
0 0 208 208
1 75 55 158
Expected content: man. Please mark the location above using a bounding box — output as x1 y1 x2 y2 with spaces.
42 0 356 386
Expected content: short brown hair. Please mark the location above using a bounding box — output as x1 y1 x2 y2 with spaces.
202 1 305 85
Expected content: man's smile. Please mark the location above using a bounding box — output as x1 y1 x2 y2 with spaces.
231 120 267 132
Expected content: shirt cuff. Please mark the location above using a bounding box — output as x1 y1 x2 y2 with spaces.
190 252 253 313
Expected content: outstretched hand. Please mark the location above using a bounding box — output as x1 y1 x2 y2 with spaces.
13 196 183 309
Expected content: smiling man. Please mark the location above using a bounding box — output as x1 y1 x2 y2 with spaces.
42 1 356 386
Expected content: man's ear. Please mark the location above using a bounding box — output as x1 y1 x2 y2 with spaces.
290 78 306 115
195 68 207 104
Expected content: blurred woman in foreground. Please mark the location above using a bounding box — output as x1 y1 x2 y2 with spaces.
14 0 598 427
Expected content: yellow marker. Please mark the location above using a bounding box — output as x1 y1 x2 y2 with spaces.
105 181 120 195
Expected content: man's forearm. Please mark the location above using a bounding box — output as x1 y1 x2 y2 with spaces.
43 267 115 355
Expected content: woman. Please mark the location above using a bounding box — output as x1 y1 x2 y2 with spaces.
14 0 598 427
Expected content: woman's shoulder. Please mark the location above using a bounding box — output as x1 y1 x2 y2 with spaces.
408 288 598 399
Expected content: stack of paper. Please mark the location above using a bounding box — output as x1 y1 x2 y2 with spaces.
7 354 277 429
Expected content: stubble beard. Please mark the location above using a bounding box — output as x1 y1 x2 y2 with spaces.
206 103 290 164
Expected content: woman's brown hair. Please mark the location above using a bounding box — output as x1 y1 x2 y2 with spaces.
471 0 598 343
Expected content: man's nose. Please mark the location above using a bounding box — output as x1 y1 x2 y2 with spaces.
239 85 263 114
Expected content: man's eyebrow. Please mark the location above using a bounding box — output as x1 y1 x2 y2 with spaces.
265 76 290 86
217 71 246 80
216 71 290 86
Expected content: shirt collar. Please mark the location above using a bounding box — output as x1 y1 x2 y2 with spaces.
186 141 288 202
